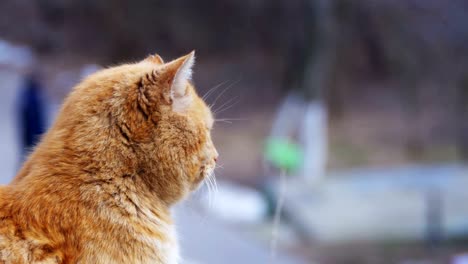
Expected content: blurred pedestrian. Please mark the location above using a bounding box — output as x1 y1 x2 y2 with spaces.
17 71 46 158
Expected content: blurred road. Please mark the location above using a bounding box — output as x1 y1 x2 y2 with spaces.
176 203 304 264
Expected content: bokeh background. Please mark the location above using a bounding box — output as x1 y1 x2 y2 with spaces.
1 0 468 263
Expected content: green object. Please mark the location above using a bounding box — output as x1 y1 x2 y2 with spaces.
264 138 303 172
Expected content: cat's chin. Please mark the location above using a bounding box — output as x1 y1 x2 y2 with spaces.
190 166 214 191
189 171 205 191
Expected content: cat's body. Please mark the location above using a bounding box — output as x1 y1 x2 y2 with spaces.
0 52 217 263
0 165 179 264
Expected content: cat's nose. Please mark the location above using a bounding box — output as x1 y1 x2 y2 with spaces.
214 157 218 163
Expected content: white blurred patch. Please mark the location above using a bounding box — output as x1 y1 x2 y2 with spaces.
0 39 34 70
200 181 268 224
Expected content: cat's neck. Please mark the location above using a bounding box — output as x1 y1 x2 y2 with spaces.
86 172 173 224
14 143 173 226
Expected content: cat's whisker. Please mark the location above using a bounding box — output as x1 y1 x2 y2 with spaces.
207 170 218 206
214 97 240 115
215 120 233 124
215 118 248 121
209 78 240 109
205 175 213 208
214 118 248 125
210 178 217 202
202 80 230 101
213 96 238 114
211 173 218 194
212 172 218 194
207 171 217 196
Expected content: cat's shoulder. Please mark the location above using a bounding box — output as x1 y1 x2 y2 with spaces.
0 185 9 212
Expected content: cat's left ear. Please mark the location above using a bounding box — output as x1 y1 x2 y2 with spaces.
140 52 195 112
154 52 195 114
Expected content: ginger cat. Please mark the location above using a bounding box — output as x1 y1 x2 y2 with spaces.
0 51 218 263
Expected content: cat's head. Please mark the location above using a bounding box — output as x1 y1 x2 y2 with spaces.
59 52 218 205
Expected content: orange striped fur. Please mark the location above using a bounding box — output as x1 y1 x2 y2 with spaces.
0 52 218 263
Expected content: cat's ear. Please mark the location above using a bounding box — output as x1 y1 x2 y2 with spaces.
145 54 164 65
160 51 195 98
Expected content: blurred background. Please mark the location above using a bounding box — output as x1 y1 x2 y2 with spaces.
1 0 468 263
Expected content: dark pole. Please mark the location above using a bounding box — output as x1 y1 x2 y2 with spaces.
457 76 468 162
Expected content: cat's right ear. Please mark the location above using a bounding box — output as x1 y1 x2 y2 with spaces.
145 54 164 65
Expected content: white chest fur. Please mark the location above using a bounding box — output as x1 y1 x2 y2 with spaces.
141 226 180 264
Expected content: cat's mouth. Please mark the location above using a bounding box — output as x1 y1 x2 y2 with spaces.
190 165 207 189
204 165 216 181
191 164 215 191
